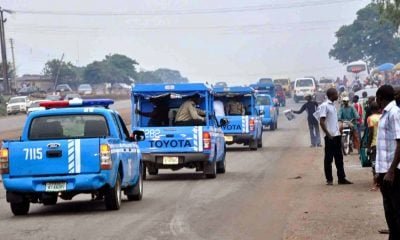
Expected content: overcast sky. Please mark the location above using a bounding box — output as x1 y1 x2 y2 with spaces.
2 0 370 85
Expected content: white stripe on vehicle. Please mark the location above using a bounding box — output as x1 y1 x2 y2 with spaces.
198 126 203 152
193 127 198 152
68 140 75 174
75 139 81 173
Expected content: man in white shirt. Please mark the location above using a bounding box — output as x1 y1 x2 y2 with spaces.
375 85 400 239
319 88 352 185
214 98 225 116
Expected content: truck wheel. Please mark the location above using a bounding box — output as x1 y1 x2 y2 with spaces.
275 121 278 130
126 162 143 201
148 165 159 176
257 135 263 148
270 123 276 131
42 195 58 205
10 200 30 216
216 147 226 174
104 173 122 210
142 164 147 180
249 139 258 151
204 160 217 179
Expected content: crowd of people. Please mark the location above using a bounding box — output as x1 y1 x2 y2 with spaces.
296 84 400 239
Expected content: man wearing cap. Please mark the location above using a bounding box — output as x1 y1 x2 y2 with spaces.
338 96 360 151
292 94 321 147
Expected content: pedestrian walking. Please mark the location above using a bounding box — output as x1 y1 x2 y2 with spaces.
319 88 353 185
292 94 321 147
375 85 400 239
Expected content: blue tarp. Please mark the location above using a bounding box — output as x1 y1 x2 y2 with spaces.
377 63 394 72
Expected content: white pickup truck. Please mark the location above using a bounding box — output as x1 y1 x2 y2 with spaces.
6 96 31 115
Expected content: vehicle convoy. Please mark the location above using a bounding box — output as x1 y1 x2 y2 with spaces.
6 96 31 115
255 94 278 131
293 78 317 103
273 78 291 97
131 83 227 179
213 86 263 150
0 99 145 215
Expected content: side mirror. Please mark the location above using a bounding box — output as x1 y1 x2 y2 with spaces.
219 118 229 127
130 130 146 142
259 110 265 115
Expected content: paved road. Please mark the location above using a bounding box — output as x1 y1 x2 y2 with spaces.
0 101 308 240
0 100 131 133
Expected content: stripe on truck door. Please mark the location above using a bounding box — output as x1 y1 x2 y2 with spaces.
68 139 81 174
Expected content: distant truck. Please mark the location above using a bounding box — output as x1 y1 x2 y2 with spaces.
1 99 145 215
255 94 279 130
131 83 227 179
213 86 263 150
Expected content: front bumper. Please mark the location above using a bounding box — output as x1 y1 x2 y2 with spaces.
2 173 109 192
261 117 274 126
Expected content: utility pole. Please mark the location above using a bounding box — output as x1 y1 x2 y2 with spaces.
0 7 9 94
9 38 16 91
53 53 64 90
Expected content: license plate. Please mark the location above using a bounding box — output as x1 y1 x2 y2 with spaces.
45 182 67 192
163 156 179 165
224 136 233 142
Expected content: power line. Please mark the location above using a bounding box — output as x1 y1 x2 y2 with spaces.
8 0 363 16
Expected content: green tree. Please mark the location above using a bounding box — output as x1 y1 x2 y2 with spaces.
43 59 81 87
152 68 189 83
136 71 163 84
0 62 15 78
376 0 400 30
83 54 138 84
329 3 400 66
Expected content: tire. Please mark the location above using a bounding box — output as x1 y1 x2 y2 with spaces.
275 121 278 130
126 162 143 201
257 134 263 148
249 139 258 151
342 134 350 156
216 147 226 174
142 164 147 180
148 165 159 176
42 195 58 205
270 122 276 131
10 200 30 216
204 160 217 179
104 173 122 210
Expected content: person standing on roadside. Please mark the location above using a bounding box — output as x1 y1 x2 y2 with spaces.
319 88 353 185
292 94 321 147
375 85 400 239
367 102 381 191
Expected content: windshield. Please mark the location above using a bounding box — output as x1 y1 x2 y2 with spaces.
259 78 273 84
29 114 109 140
319 79 333 84
79 84 91 89
274 79 289 85
296 79 314 87
9 97 26 104
256 96 271 105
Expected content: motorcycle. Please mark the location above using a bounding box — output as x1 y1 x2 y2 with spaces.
341 120 355 155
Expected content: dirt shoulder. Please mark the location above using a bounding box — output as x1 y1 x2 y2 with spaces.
283 147 387 240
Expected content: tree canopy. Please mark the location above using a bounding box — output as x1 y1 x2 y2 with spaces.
43 59 81 87
376 0 400 30
329 3 400 66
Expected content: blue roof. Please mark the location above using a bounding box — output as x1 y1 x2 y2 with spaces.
213 86 254 94
27 107 113 119
132 83 211 93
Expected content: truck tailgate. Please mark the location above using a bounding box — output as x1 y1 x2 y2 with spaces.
139 126 204 153
8 139 101 177
219 116 249 134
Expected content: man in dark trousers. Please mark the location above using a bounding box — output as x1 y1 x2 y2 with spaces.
292 94 321 147
319 88 353 185
375 85 400 239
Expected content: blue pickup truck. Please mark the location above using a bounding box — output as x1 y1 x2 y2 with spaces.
0 99 145 215
131 83 227 179
213 86 263 150
255 94 279 130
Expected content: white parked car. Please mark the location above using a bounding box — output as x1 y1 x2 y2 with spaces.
77 84 93 95
293 78 316 103
6 96 31 115
27 100 46 115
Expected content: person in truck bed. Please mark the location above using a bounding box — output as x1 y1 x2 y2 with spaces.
136 96 170 126
225 96 245 115
175 94 206 126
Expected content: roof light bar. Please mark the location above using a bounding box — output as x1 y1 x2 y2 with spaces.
40 99 114 108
